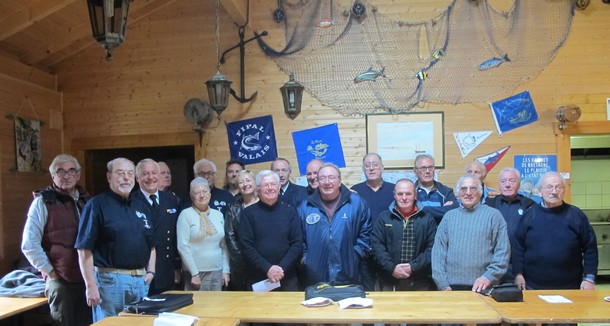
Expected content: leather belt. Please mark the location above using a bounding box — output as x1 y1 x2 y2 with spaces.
94 267 146 276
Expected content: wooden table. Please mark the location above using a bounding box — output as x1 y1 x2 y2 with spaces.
165 291 502 325
0 296 47 319
95 316 239 326
482 289 610 326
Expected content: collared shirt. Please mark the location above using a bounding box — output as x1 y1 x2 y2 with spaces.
75 191 154 269
140 189 159 206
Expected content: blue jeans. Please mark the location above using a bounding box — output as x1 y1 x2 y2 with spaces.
92 271 149 322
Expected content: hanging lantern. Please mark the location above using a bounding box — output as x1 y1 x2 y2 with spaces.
87 0 132 61
280 74 304 120
206 71 232 117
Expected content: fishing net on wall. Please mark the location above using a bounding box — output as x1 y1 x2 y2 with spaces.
257 0 574 116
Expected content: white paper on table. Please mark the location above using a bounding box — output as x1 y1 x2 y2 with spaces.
337 297 373 310
301 297 334 307
538 295 573 303
252 279 281 292
154 312 199 326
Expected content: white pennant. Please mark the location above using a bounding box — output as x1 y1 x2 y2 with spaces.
453 131 493 158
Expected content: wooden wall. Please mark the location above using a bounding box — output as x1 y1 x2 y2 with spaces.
0 56 62 273
1 0 610 274
56 0 610 186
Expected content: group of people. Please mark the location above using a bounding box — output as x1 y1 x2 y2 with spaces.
19 152 598 325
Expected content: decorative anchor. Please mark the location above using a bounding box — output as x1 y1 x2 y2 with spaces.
219 0 267 103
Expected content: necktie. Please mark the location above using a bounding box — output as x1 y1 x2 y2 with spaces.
149 194 159 210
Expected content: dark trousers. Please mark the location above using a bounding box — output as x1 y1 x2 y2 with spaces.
359 255 378 291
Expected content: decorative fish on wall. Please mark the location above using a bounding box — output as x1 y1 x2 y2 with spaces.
354 67 386 83
432 49 444 60
479 54 510 71
416 70 428 80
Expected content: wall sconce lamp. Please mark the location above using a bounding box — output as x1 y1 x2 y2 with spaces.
87 0 132 61
205 0 232 118
280 74 305 120
556 105 581 131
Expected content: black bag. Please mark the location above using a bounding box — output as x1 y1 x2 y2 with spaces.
482 284 523 302
123 293 193 315
304 282 366 301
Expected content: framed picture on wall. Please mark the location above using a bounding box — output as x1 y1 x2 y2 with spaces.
366 112 445 169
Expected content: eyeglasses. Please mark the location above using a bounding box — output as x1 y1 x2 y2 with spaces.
318 175 339 183
114 170 134 177
56 168 80 177
542 185 565 192
416 166 434 172
459 186 479 194
197 171 216 178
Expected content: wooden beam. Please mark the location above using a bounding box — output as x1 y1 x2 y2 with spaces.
220 0 248 26
0 0 79 41
21 0 179 69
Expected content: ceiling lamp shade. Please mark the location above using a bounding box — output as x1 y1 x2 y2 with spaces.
87 0 131 61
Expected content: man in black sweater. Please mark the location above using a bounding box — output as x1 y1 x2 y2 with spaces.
238 170 303 291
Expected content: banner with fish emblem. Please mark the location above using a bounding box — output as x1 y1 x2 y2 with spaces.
226 115 278 165
292 123 346 175
489 90 539 135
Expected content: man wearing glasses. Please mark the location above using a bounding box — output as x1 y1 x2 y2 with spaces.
513 172 598 291
432 174 509 292
75 158 156 322
298 163 372 287
192 158 234 215
413 154 458 223
22 154 92 326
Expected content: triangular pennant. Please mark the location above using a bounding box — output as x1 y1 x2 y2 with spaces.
475 146 510 172
453 131 493 158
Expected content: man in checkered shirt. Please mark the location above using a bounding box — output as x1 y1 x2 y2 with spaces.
370 179 438 291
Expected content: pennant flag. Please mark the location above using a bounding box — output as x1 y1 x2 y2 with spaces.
490 90 539 135
475 146 510 173
292 123 346 175
453 131 493 158
226 115 278 165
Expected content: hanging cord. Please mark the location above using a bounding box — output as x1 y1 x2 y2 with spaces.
15 96 40 121
214 0 221 71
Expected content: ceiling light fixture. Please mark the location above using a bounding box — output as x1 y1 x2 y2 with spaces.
87 0 132 61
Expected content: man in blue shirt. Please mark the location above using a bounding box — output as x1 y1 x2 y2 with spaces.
351 153 394 291
75 158 156 322
413 154 458 223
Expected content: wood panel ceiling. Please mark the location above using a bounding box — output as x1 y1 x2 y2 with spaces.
0 0 247 73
